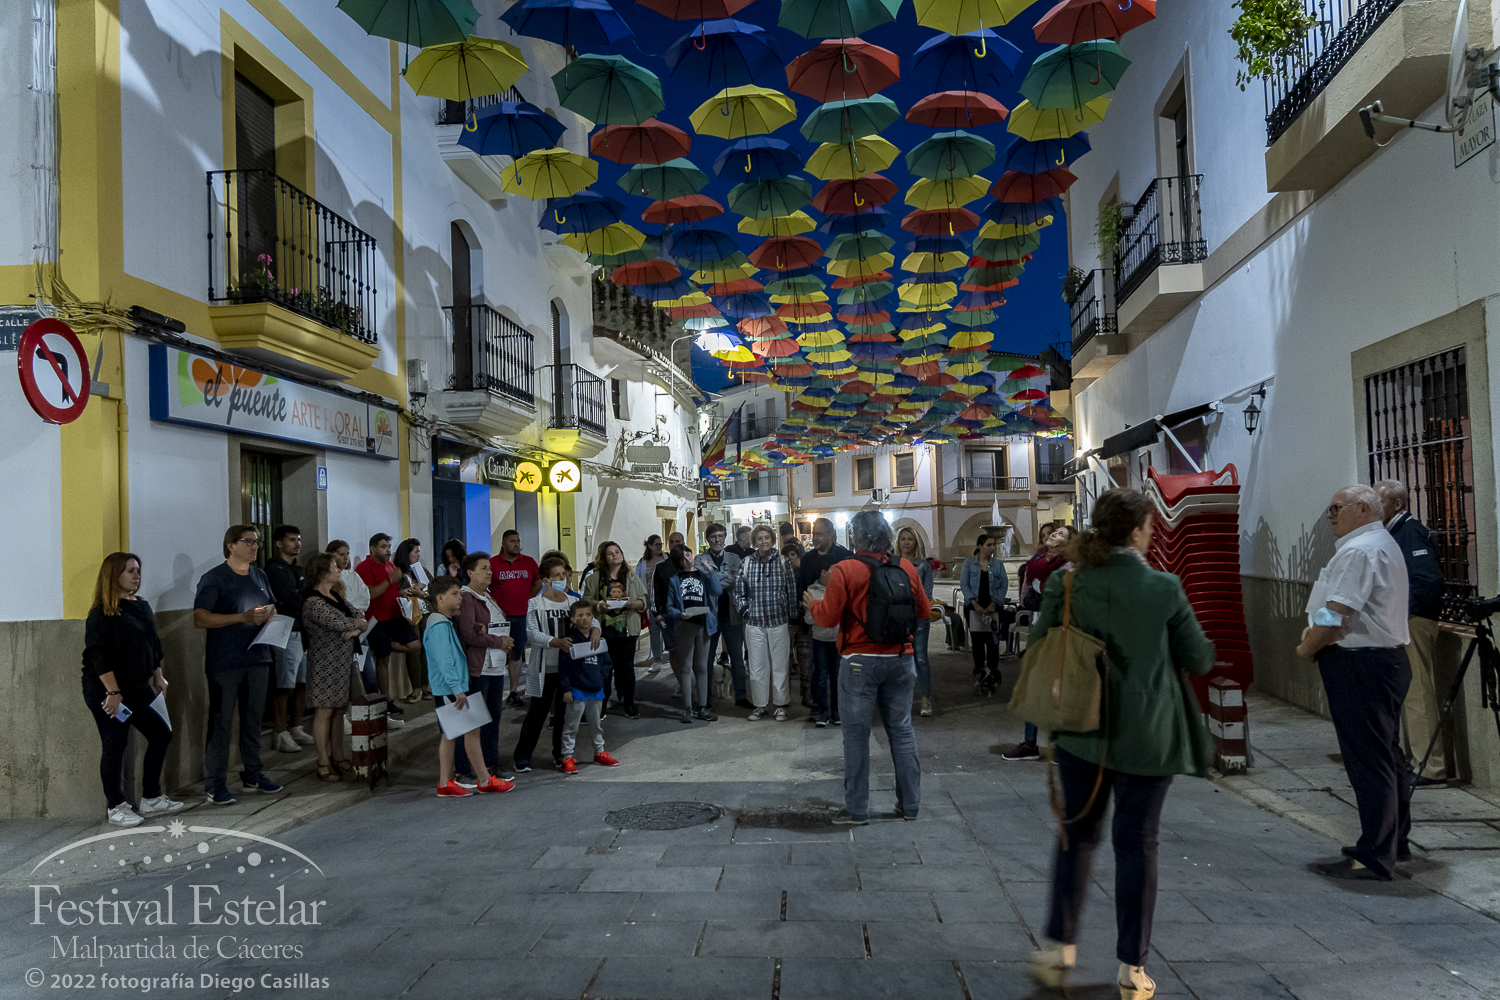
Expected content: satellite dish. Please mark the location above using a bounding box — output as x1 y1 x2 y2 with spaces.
1447 0 1474 127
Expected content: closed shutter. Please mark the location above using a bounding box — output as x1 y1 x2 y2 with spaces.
234 75 278 290
451 223 473 388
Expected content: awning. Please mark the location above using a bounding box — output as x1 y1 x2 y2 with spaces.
1064 401 1221 475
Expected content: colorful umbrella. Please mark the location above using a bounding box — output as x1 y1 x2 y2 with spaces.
642 194 724 223
778 0 902 39
905 90 1009 128
820 208 893 234
337 0 478 46
619 157 709 198
666 18 782 89
560 223 647 255
540 191 627 233
459 101 565 156
998 132 1090 172
1034 0 1156 44
637 0 757 19
402 36 528 101
611 258 680 284
501 0 633 44
714 137 803 180
738 211 818 235
728 176 814 218
553 54 664 124
812 173 899 212
901 207 980 235
806 136 900 179
664 225 739 261
590 119 692 164
800 96 901 143
501 147 598 198
785 38 900 101
912 30 1023 91
690 86 798 137
1006 96 1110 140
1019 40 1130 109
904 175 989 209
914 0 1039 34
905 130 996 180
988 167 1076 202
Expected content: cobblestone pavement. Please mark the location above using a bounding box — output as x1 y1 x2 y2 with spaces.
3 638 1499 1000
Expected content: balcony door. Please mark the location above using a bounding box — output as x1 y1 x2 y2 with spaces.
234 74 278 292
451 223 473 389
967 449 1006 489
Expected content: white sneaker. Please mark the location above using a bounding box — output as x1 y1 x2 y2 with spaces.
773 708 787 722
289 726 314 745
275 731 300 753
106 804 142 828
747 708 767 721
1118 963 1155 1000
385 716 405 729
138 795 184 817
1029 941 1076 989
343 717 353 736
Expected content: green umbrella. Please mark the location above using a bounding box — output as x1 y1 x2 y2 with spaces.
1019 41 1131 111
838 282 895 303
948 310 996 328
972 231 1040 261
728 176 814 219
619 158 708 199
765 274 827 295
591 246 659 267
799 96 901 144
828 231 895 260
337 0 478 46
553 54 664 125
905 130 996 182
778 0 901 38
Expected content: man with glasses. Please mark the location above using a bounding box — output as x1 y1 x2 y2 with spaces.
193 524 281 805
696 523 747 707
1296 485 1412 881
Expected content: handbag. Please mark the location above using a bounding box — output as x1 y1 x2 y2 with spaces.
1008 571 1107 734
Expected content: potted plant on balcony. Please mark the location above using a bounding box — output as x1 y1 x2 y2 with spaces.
1094 200 1126 263
1060 265 1088 305
1229 0 1318 91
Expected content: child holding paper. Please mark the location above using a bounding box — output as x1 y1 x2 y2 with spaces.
556 600 621 775
426 577 514 798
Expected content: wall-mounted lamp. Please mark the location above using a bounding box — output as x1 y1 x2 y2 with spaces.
1244 383 1268 435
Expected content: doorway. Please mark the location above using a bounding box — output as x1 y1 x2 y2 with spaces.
241 449 283 569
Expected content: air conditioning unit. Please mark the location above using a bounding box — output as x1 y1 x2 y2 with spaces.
871 488 886 504
406 359 429 395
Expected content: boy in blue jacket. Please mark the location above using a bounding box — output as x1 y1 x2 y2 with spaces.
427 577 514 797
557 600 622 775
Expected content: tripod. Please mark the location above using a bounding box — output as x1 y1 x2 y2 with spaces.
1413 611 1500 782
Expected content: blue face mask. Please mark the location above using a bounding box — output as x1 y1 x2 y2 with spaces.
550 579 568 592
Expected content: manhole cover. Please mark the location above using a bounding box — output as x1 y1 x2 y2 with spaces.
605 802 722 830
734 806 836 832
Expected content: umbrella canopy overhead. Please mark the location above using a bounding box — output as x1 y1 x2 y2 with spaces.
713 137 803 180
800 95 902 143
665 18 782 89
1006 95 1110 139
590 118 693 164
778 0 903 39
904 174 990 209
459 101 566 157
1033 0 1156 44
728 175 814 218
501 0 633 45
805 136 901 179
553 54 664 124
402 36 528 100
905 129 996 180
540 190 628 232
988 166 1076 202
905 90 1010 128
501 147 598 199
785 38 901 101
812 173 899 212
1018 39 1130 109
912 29 1023 91
637 0 757 18
337 0 478 46
690 85 799 137
998 132 1090 171
619 157 710 198
642 194 725 223
914 0 1040 35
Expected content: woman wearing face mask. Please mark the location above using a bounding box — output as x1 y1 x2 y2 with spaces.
513 558 582 772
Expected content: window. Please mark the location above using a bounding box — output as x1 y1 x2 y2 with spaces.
610 377 629 419
814 461 834 495
451 223 472 389
892 451 916 489
1366 347 1477 618
854 456 875 492
967 449 1007 489
745 405 759 439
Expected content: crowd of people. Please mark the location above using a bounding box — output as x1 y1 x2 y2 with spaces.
78 479 1450 998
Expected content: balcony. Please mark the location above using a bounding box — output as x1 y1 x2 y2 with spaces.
1113 175 1208 341
207 170 380 381
1264 0 1487 192
722 474 788 501
1069 268 1125 381
947 476 1031 496
544 363 608 458
433 304 537 438
435 86 527 206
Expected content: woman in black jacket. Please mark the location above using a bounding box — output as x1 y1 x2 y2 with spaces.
83 552 182 827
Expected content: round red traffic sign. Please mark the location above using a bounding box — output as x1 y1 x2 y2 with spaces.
17 318 91 424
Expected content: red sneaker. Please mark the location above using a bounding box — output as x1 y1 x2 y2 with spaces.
476 776 515 794
593 752 621 767
436 781 473 797
561 757 579 775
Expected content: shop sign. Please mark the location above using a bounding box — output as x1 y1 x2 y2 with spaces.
702 482 722 501
148 344 398 459
466 450 529 488
548 459 582 492
514 460 543 492
0 309 43 351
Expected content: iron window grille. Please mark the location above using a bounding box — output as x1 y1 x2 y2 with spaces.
1114 174 1207 306
1263 0 1405 145
548 363 607 438
442 304 535 406
438 86 526 126
1070 268 1118 357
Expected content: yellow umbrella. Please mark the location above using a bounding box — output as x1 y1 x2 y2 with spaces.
560 222 646 255
900 320 946 338
653 291 713 307
825 252 896 277
715 345 757 362
807 348 853 362
1007 97 1111 141
899 282 957 304
739 212 817 236
978 218 1052 239
947 360 989 376
904 176 989 210
402 36 528 101
805 137 900 180
913 0 1038 34
903 250 970 272
770 291 828 303
501 147 597 199
950 330 994 349
690 86 797 138
797 330 846 348
691 262 758 284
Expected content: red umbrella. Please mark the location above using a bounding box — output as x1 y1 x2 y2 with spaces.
1010 388 1048 400
611 258 680 285
707 277 764 294
989 168 1077 203
901 207 979 236
961 278 1018 292
776 300 833 320
842 311 893 326
786 38 900 102
738 370 774 382
831 270 893 288
1034 0 1157 43
750 236 822 271
905 91 1009 128
1009 364 1045 379
752 338 801 358
590 119 692 165
968 254 1032 268
637 0 757 18
771 362 814 375
901 360 942 377
811 173 899 213
642 194 723 224
739 316 788 337
665 303 721 318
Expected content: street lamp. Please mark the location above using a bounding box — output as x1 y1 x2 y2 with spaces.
1244 383 1267 435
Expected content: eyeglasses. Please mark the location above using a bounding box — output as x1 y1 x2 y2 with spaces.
1325 504 1351 518
236 537 261 547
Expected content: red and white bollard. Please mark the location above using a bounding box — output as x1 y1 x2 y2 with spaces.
348 698 389 786
1206 675 1247 774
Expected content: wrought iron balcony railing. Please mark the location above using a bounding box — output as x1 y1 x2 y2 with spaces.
1263 0 1405 145
548 363 607 438
947 476 1030 493
1114 174 1207 306
722 474 788 501
207 169 378 343
442 304 535 406
1069 268 1117 357
438 86 526 126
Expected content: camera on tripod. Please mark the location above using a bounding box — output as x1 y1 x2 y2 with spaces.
1463 594 1500 622
1415 592 1500 783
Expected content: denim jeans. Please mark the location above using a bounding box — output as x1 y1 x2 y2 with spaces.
647 617 665 662
708 617 748 700
811 639 841 722
838 653 921 820
204 664 270 787
912 619 932 698
359 649 378 693
454 674 504 775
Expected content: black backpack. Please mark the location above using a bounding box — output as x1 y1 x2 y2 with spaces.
853 555 917 645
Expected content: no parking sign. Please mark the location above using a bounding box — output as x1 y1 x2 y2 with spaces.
17 319 91 424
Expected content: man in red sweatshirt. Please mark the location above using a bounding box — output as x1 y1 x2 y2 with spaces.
804 510 932 826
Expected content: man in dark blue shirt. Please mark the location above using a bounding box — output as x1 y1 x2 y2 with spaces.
1376 481 1449 785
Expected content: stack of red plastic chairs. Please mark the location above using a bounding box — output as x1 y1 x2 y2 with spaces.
1144 465 1253 709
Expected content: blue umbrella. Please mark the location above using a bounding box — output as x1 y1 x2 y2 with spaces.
999 133 1092 173
635 277 698 299
903 269 963 284
906 234 969 254
912 30 1022 92
460 102 568 157
539 191 628 233
500 0 633 46
819 209 891 235
664 225 739 263
717 292 775 320
981 195 1063 227
713 137 803 180
666 19 781 90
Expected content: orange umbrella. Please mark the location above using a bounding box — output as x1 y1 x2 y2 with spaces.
708 277 765 294
786 38 900 102
776 300 833 320
642 194 723 224
831 270 893 288
750 235 822 271
739 316 788 337
751 337 801 357
611 258 680 285
638 0 757 18
811 173 899 213
901 207 979 235
590 119 692 164
988 168 1077 203
1034 0 1157 44
665 303 720 318
905 91 1009 128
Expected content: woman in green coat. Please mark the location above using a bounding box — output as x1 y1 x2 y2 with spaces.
1027 489 1215 1000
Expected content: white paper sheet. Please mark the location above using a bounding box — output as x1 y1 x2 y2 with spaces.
605 599 628 610
481 618 511 676
251 615 294 649
361 615 380 639
148 692 171 731
435 695 493 739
